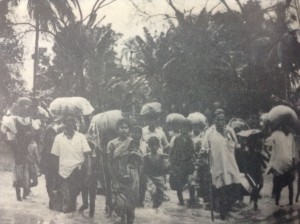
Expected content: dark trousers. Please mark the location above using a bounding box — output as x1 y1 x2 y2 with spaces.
273 170 295 205
59 168 82 213
215 184 240 220
45 173 55 198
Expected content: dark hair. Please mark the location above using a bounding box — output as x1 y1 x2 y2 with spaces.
63 114 77 125
116 118 132 130
132 125 142 135
148 136 160 147
181 118 192 129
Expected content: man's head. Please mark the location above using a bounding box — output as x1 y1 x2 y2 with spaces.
192 123 206 135
148 136 160 154
144 113 159 131
214 108 226 130
63 114 77 132
181 119 192 135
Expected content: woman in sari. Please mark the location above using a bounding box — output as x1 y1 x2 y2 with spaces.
106 119 142 224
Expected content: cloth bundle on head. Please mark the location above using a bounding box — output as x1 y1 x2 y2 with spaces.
268 105 298 131
140 102 162 116
187 112 207 126
86 110 123 149
166 113 186 126
49 97 94 117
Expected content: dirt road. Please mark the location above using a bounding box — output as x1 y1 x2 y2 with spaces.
0 171 300 224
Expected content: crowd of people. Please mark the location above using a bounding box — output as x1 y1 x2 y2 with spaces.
1 97 299 223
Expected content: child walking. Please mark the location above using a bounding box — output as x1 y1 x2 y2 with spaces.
144 136 169 211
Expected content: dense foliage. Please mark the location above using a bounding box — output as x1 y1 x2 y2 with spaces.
0 0 24 114
124 0 300 117
4 0 300 119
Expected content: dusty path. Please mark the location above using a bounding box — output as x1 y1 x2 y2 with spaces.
0 171 300 224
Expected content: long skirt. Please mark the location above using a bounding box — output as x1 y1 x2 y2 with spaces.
13 163 29 189
118 168 140 208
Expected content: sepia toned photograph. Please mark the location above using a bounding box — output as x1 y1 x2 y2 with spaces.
1 0 300 223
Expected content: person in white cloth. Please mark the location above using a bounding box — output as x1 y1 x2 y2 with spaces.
266 124 296 207
51 114 92 213
202 108 241 220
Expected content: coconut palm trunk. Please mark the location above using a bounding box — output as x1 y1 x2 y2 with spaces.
33 13 39 95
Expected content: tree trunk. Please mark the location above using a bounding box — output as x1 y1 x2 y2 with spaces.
33 14 40 96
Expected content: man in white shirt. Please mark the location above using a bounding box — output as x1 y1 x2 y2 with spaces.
51 114 92 213
266 126 296 206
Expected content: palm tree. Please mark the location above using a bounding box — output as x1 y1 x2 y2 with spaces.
13 0 74 95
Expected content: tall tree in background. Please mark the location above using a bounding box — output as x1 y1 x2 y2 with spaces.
0 0 24 114
12 0 75 95
34 0 126 111
126 0 300 116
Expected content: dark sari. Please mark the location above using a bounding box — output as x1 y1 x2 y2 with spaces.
107 137 143 209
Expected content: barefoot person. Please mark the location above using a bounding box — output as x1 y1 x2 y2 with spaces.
202 109 241 220
51 114 92 213
144 136 169 212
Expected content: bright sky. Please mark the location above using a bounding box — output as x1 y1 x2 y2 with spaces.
12 0 278 89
